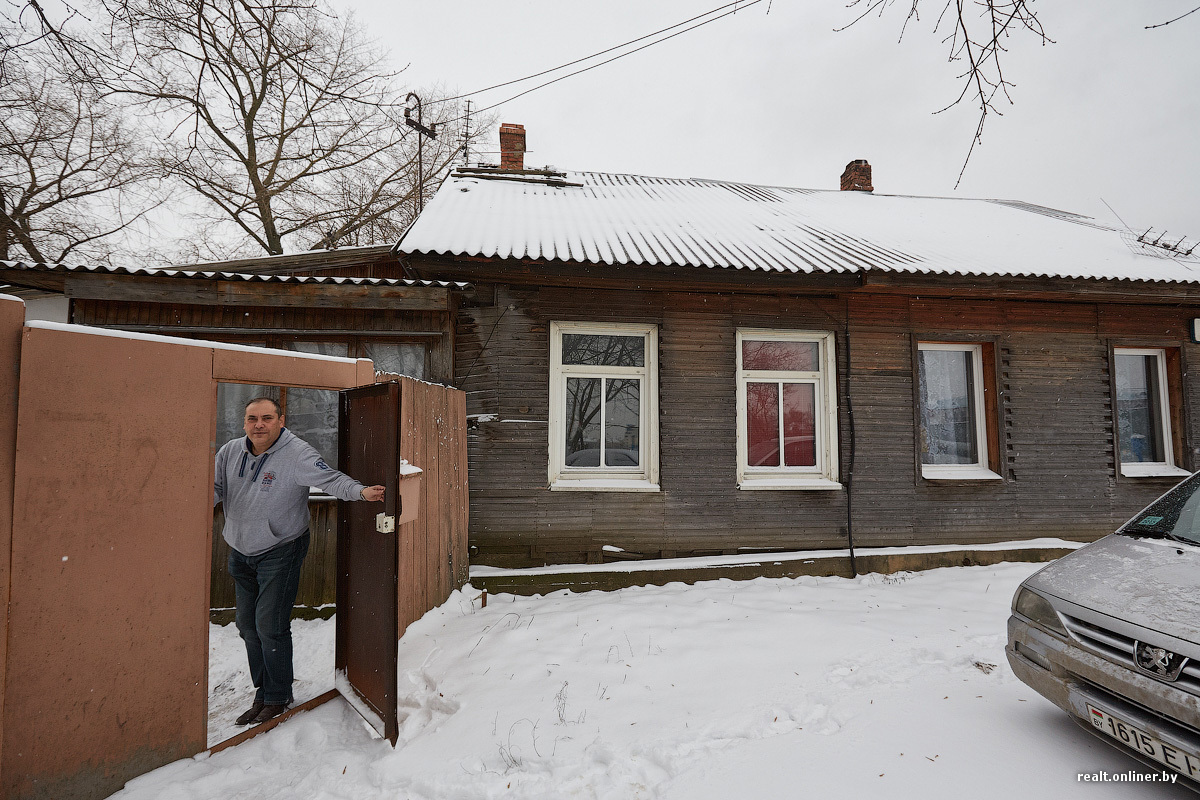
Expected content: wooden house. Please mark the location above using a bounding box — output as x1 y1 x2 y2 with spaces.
393 130 1200 569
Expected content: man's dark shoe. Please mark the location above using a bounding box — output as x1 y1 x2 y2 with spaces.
251 703 288 724
235 701 265 726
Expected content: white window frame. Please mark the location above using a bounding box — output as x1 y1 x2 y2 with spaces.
548 321 659 491
1114 347 1189 478
916 342 1002 481
735 329 841 490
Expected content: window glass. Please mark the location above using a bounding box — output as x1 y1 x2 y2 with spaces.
363 342 427 379
284 388 340 466
216 383 276 448
742 340 818 372
1116 353 1165 463
782 383 816 467
288 341 350 359
551 323 657 487
918 348 978 465
604 378 641 466
562 334 644 367
736 330 838 486
746 382 780 467
1124 472 1200 544
285 342 348 467
564 377 601 466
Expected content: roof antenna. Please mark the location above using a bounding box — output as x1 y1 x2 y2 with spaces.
460 100 473 168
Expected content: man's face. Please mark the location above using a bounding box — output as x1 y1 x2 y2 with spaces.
243 400 284 454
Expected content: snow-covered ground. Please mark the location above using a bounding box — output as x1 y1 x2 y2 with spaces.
117 563 1187 799
207 616 336 746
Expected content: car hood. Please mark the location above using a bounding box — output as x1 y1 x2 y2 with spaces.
1026 533 1200 645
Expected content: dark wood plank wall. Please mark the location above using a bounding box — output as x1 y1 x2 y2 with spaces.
461 286 853 566
73 298 457 438
73 299 451 345
463 284 1200 567
844 295 918 545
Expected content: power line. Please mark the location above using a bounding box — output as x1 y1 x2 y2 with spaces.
439 0 759 104
437 0 766 125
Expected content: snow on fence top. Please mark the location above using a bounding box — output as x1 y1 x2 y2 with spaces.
398 168 1200 285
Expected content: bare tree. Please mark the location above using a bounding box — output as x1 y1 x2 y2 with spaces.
839 0 1050 182
104 0 473 256
0 49 159 263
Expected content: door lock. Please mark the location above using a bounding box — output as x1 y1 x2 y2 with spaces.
375 513 396 533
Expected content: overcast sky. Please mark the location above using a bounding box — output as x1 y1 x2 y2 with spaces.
341 0 1199 245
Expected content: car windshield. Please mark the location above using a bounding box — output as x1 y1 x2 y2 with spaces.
1121 471 1200 545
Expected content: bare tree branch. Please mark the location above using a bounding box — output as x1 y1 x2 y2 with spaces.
0 46 161 263
842 0 1051 183
94 0 484 256
1146 5 1200 29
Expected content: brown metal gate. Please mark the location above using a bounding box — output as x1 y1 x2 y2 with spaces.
336 382 401 743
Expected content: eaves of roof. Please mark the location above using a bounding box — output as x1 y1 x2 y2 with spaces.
0 260 470 293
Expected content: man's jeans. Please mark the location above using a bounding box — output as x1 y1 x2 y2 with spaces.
228 532 310 706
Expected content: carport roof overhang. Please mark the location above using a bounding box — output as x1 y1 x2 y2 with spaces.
0 260 473 311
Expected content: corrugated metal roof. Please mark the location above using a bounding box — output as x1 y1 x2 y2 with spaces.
0 260 467 288
182 244 395 274
397 169 1200 285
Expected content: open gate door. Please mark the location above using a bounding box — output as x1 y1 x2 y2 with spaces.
336 382 400 744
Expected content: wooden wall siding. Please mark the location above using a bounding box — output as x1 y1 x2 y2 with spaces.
1001 334 1121 538
455 296 513 419
1186 342 1200 474
73 299 446 335
843 328 917 546
72 300 455 383
845 293 1191 548
464 285 854 566
1097 304 1190 339
465 287 1200 567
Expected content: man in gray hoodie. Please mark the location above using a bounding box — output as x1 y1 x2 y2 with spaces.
215 396 384 726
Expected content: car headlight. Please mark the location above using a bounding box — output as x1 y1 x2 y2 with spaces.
1014 586 1069 638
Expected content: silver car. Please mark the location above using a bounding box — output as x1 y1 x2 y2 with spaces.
1007 472 1200 788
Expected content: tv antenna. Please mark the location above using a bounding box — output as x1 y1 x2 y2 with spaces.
404 93 438 214
460 101 473 167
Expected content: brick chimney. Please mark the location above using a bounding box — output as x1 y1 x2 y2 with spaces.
498 123 526 170
840 159 873 192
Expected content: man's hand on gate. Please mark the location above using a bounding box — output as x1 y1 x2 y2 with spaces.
360 485 385 502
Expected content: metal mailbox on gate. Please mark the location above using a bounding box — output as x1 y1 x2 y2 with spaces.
396 464 422 526
375 468 421 533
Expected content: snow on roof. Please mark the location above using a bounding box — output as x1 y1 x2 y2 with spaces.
397 169 1200 285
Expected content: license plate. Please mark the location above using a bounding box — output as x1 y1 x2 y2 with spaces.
1087 704 1200 779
